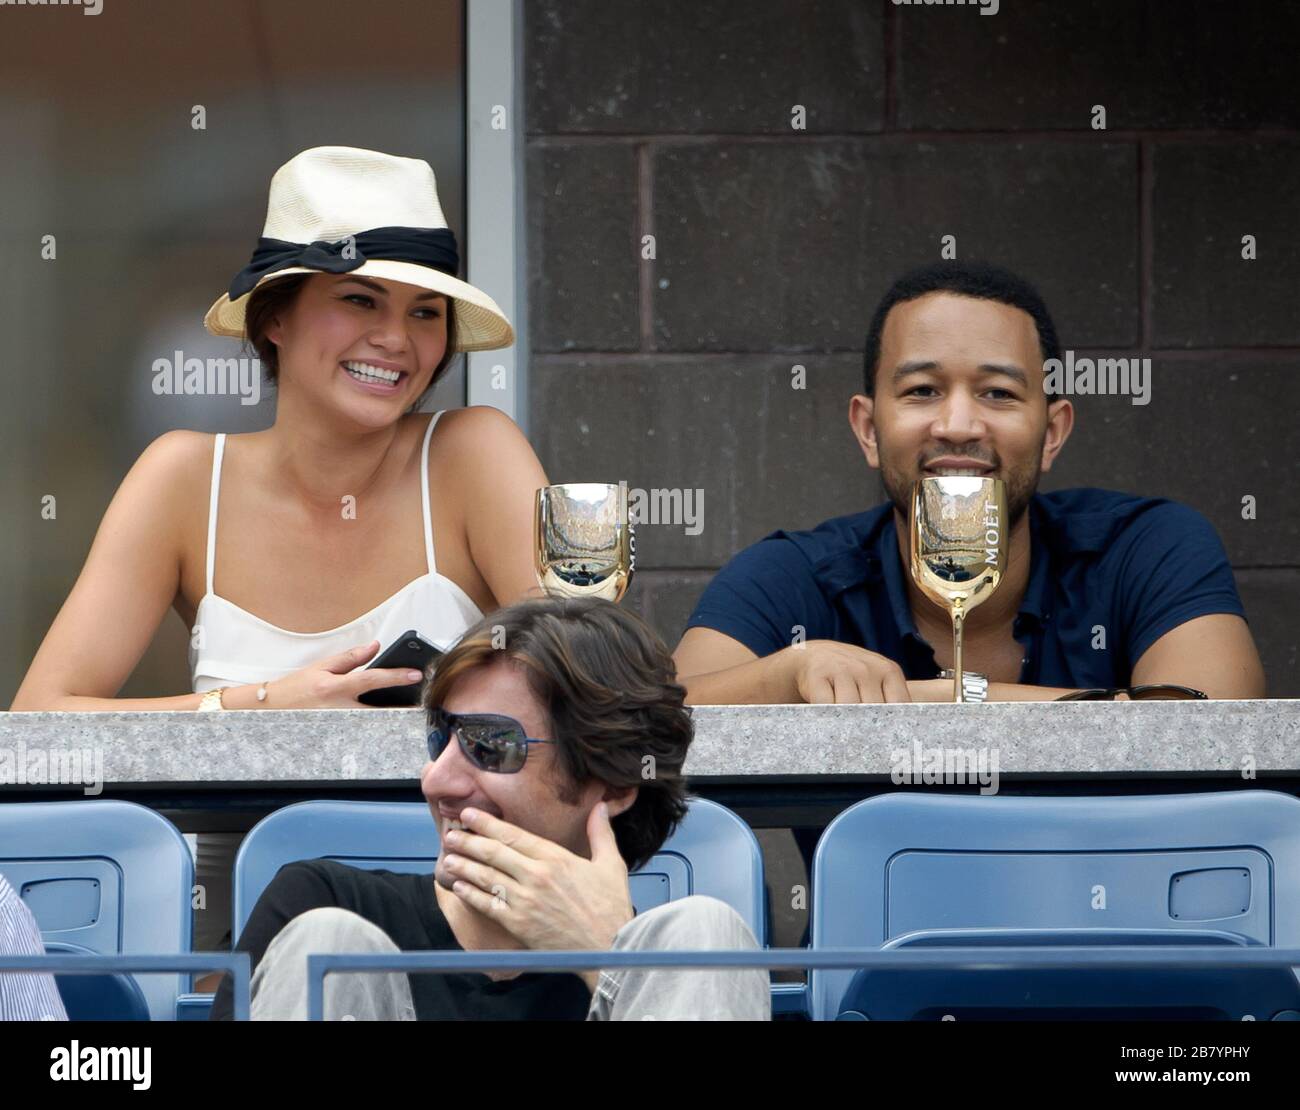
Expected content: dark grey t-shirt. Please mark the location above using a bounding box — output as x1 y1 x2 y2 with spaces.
210 858 591 1021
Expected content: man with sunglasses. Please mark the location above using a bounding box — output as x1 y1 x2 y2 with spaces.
210 597 769 1021
675 261 1266 705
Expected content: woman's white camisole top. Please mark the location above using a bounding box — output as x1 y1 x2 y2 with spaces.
189 410 484 693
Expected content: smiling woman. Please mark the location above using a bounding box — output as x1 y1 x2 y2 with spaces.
9 146 551 951
12 145 545 711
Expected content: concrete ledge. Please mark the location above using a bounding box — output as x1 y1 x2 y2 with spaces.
0 701 1296 785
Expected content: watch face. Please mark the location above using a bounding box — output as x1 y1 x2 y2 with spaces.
197 688 225 710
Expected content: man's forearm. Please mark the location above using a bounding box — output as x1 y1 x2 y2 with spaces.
909 678 1084 702
690 668 1079 705
987 682 1083 702
679 650 797 705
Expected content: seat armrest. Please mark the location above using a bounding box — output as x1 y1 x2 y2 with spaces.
770 981 808 1017
175 992 216 1021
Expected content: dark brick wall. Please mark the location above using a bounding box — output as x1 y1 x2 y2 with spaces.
524 0 1300 698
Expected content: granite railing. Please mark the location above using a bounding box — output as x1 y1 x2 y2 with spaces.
0 701 1296 789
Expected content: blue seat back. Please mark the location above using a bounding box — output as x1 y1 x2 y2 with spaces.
810 791 1300 1020
0 800 193 1021
44 940 152 1021
234 797 765 943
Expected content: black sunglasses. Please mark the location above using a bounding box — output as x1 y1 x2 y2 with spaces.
426 707 554 774
1055 684 1208 702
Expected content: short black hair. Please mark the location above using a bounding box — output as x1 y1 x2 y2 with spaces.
862 261 1062 397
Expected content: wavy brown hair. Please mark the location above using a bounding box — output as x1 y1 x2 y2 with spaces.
422 597 693 871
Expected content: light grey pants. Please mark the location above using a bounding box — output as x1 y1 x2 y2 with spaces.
248 897 770 1021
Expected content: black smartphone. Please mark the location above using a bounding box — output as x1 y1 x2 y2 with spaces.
357 630 443 707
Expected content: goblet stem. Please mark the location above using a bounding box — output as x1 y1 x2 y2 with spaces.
951 605 966 704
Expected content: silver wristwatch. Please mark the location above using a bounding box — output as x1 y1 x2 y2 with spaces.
939 670 989 703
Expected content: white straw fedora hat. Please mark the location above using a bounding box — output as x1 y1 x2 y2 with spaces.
204 146 513 352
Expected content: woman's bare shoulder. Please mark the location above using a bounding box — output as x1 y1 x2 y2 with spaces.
426 405 527 448
128 429 217 489
106 431 222 545
423 406 541 487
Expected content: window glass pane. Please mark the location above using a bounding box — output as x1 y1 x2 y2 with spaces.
1 0 465 700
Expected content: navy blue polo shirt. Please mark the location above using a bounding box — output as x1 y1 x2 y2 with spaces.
684 488 1246 689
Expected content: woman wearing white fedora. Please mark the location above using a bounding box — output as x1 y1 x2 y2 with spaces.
11 147 550 946
15 145 546 708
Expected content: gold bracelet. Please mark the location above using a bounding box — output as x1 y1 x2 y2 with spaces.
196 686 229 712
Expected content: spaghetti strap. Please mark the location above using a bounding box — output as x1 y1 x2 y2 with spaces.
205 434 227 595
420 412 444 576
190 414 486 696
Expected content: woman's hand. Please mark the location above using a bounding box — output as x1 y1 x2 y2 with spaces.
248 641 425 709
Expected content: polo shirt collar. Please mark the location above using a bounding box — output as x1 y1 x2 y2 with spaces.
1016 501 1053 627
814 491 1124 648
1025 491 1142 621
878 514 946 672
876 513 924 641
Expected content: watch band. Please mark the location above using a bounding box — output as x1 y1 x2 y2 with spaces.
960 672 989 703
938 670 989 704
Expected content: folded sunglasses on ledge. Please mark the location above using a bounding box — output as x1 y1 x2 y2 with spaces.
1055 684 1208 701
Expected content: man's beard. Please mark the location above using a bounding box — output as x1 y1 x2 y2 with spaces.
878 443 1042 530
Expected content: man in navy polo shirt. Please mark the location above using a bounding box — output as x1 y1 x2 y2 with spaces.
674 261 1265 704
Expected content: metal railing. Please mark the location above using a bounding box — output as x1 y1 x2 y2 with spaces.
0 953 251 1020
305 945 1300 1021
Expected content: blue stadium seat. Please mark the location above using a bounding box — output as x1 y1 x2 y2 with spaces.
809 791 1300 1021
0 800 194 1021
234 796 766 943
131 796 765 1021
43 941 151 1021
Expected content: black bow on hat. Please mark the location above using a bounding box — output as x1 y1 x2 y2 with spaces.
228 225 460 300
